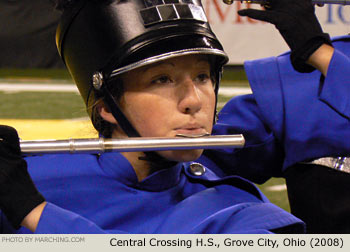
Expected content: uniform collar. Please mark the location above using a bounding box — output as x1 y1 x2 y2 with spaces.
98 152 183 191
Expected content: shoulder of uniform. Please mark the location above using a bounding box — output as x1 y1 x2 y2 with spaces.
331 35 350 43
183 162 219 180
25 153 98 164
25 153 100 178
183 162 265 201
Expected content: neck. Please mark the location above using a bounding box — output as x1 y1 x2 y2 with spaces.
120 151 152 181
111 130 178 181
110 130 151 181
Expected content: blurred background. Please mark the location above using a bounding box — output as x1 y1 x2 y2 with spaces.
1 0 349 211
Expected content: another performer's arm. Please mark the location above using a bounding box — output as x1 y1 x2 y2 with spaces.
205 0 346 181
20 202 47 232
238 0 333 75
0 125 124 233
307 44 334 76
0 125 45 232
0 125 111 233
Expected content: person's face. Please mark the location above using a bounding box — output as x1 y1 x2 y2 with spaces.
110 54 216 162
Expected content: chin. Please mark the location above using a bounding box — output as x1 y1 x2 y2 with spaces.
157 149 204 162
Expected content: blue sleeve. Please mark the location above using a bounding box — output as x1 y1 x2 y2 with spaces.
1 203 128 234
35 203 127 234
200 94 284 183
202 35 350 183
319 47 350 118
247 36 350 170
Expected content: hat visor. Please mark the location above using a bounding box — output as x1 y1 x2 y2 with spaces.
107 36 228 80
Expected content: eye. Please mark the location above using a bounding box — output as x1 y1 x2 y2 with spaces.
195 73 211 83
151 75 172 85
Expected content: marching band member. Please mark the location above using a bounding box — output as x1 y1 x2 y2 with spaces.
203 0 350 233
0 0 346 233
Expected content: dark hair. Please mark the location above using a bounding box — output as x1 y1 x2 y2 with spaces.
91 78 125 138
51 0 75 11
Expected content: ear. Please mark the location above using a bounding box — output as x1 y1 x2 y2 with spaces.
98 104 118 124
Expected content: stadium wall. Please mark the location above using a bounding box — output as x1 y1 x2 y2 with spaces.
0 0 349 68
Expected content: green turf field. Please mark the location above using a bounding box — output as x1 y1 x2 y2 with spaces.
0 67 290 212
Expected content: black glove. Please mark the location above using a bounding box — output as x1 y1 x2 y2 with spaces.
238 0 332 72
0 125 45 229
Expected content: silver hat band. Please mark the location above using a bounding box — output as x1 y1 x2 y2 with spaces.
108 47 228 79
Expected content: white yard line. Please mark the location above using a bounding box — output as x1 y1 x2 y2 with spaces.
219 87 252 96
266 184 287 192
0 83 79 93
0 82 251 96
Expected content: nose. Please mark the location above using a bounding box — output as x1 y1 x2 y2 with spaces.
178 77 202 115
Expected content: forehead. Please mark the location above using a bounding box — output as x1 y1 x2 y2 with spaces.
132 54 211 73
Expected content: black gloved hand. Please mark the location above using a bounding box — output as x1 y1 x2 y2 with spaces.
238 0 332 72
0 125 45 229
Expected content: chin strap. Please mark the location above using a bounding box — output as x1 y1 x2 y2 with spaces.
101 83 140 138
101 82 178 169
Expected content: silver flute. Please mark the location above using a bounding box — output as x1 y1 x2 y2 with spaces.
223 0 350 5
20 134 245 155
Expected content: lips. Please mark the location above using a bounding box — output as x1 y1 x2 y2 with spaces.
174 124 208 135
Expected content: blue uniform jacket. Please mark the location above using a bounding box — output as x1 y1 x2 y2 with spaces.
201 35 350 183
2 36 349 234
1 153 303 234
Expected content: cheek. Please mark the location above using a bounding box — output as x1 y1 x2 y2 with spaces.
121 93 174 136
207 92 216 112
202 89 216 119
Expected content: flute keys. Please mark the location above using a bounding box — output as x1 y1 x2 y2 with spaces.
189 162 206 176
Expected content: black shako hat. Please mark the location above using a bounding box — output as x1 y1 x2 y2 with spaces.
56 0 228 136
